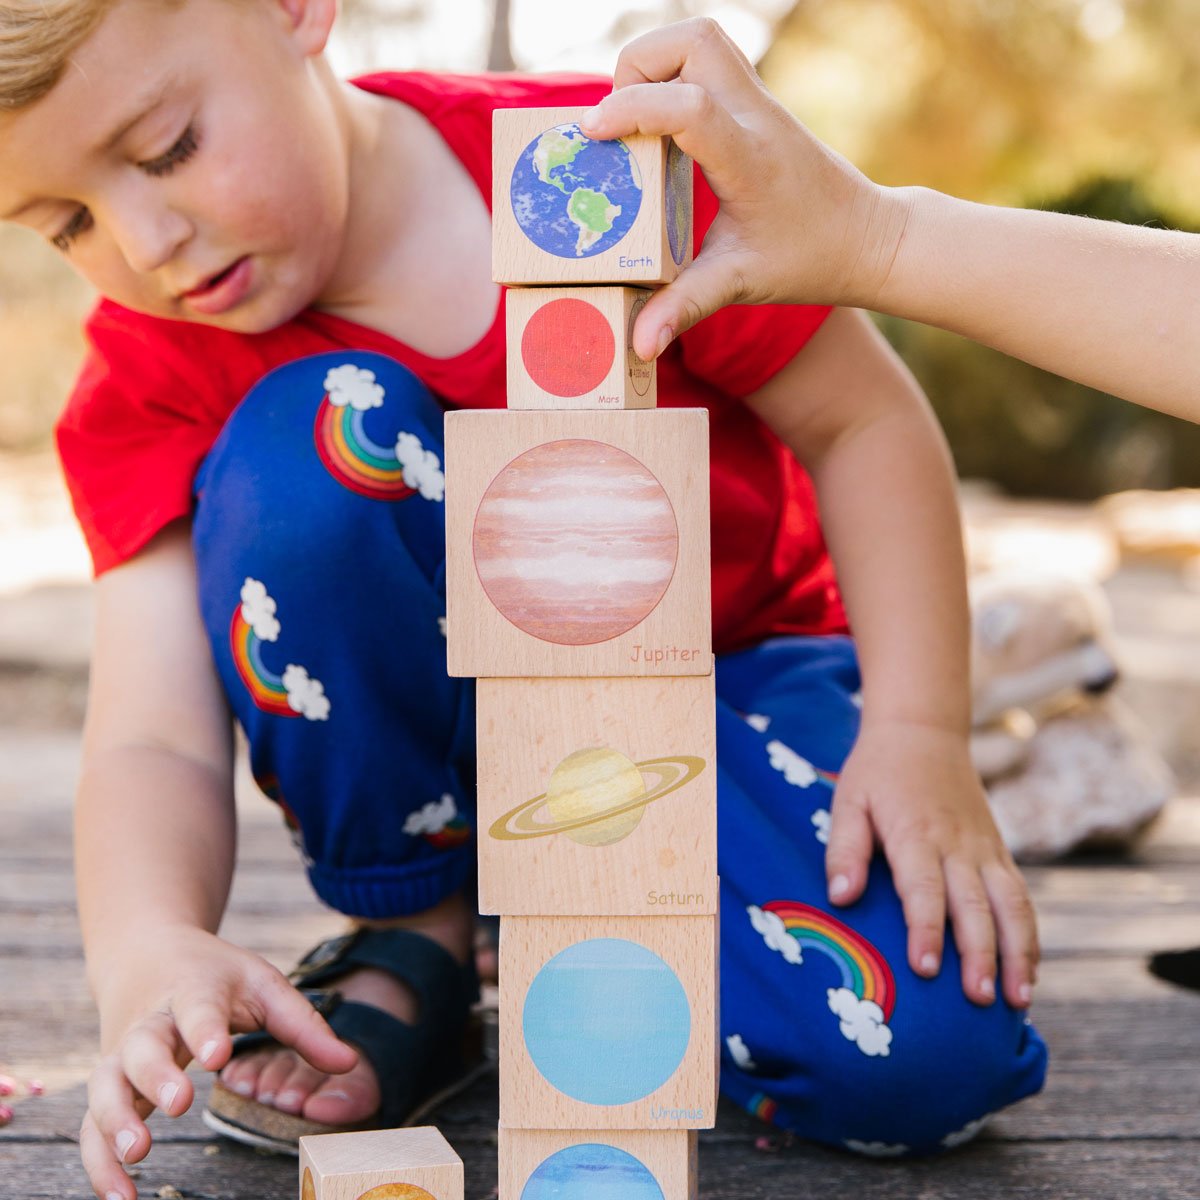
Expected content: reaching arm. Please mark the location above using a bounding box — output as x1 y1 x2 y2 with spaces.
582 17 1200 423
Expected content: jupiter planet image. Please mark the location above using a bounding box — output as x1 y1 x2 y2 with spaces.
355 1187 437 1200
472 439 679 645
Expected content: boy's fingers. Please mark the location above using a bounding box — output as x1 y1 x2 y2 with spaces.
173 998 238 1072
886 839 946 976
80 1109 138 1200
825 792 873 906
982 861 1040 1008
609 17 759 103
118 1018 193 1123
255 971 358 1075
945 858 999 1005
86 1055 152 1169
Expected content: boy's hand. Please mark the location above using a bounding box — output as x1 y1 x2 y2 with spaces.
578 17 912 359
79 926 357 1200
825 719 1039 1010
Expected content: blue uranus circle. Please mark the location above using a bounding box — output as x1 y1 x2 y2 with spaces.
522 937 691 1105
521 1143 665 1200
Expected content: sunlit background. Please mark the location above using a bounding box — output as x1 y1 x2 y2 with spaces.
2 0 1199 594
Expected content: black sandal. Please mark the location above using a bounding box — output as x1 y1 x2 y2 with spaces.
202 927 484 1154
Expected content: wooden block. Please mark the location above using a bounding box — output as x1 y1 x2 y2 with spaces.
499 913 718 1129
499 1128 698 1200
299 1127 462 1200
505 286 657 410
476 675 716 916
493 107 693 286
444 409 711 678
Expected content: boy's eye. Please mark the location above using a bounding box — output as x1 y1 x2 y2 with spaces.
138 123 199 178
51 207 94 253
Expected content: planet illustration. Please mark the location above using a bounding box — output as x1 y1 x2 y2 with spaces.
302 1169 315 1200
521 297 615 397
490 747 707 846
665 141 693 266
521 1143 666 1200
472 439 679 645
522 937 691 1105
356 1186 436 1200
511 123 643 259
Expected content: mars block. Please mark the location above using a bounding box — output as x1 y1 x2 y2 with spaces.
299 1127 462 1200
476 674 716 915
499 913 718 1130
493 106 693 286
444 408 712 678
505 286 656 410
498 1128 698 1200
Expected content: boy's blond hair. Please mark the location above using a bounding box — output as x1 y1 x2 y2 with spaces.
0 1 116 111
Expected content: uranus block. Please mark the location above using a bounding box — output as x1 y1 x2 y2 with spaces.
499 914 718 1130
505 286 656 410
476 674 716 915
444 408 711 678
299 1127 462 1200
493 106 693 286
499 1128 698 1200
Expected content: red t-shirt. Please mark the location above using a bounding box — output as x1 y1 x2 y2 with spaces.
56 70 848 652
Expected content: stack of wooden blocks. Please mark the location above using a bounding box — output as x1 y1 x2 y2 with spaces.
298 107 715 1200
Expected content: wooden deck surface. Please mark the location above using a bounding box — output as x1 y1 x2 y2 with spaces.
2 560 1199 1198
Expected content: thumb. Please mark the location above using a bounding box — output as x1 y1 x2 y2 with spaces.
631 248 750 359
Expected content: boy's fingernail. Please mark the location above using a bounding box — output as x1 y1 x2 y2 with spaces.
979 976 996 1001
1018 981 1033 1006
655 326 674 358
157 1082 179 1113
116 1129 137 1162
829 874 850 899
920 952 939 975
199 1039 220 1066
107 1192 125 1200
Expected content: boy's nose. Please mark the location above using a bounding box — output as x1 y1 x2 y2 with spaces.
107 185 193 275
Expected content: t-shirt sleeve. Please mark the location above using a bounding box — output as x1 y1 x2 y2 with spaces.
675 165 832 398
55 303 227 575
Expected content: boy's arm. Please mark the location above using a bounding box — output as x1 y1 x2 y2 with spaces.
75 522 355 1200
582 18 1200 423
743 308 1038 1009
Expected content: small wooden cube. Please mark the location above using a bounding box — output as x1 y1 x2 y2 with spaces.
493 107 693 286
505 286 657 410
476 674 716 916
500 914 718 1129
499 1128 698 1200
299 1127 463 1200
444 408 712 678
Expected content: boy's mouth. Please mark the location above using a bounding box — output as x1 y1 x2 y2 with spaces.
180 257 253 315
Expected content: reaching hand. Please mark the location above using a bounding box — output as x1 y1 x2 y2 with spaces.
825 720 1039 1009
79 926 357 1200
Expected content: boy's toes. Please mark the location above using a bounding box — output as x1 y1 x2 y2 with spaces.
253 1051 306 1107
219 1050 273 1097
271 1059 331 1114
302 1067 380 1126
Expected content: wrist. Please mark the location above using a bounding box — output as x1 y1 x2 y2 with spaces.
840 182 921 311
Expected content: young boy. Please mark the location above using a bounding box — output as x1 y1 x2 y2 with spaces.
0 3 1044 1198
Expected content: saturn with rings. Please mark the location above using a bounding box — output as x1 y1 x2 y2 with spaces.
490 745 708 847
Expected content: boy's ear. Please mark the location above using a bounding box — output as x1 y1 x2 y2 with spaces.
275 0 337 56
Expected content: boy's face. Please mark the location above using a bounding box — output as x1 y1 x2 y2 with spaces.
0 0 349 332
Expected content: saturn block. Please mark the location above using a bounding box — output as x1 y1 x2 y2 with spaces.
476 674 716 915
499 913 718 1130
444 408 711 678
299 1127 462 1200
499 1128 698 1200
493 106 693 286
506 286 656 410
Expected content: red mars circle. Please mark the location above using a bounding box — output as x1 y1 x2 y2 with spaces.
521 298 616 397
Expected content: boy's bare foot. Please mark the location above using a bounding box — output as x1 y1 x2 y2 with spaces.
216 892 474 1126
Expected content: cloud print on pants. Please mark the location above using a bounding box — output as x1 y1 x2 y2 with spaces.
281 664 330 721
827 987 893 1057
240 577 280 642
766 740 818 787
726 1033 757 1071
395 432 446 501
324 363 385 411
403 792 458 837
748 904 804 965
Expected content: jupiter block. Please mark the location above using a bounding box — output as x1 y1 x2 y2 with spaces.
444 409 711 678
500 914 719 1130
506 286 657 410
300 1127 463 1200
493 107 693 286
499 1128 698 1200
476 674 716 915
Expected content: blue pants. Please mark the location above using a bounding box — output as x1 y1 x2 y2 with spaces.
193 351 1047 1156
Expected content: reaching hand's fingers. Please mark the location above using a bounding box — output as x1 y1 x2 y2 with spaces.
254 968 358 1075
80 1108 142 1200
886 837 946 977
945 858 999 1005
608 17 759 103
824 790 874 907
118 1010 195 1119
982 861 1040 1008
86 1054 155 1176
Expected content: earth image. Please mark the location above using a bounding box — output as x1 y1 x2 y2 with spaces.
510 123 643 258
